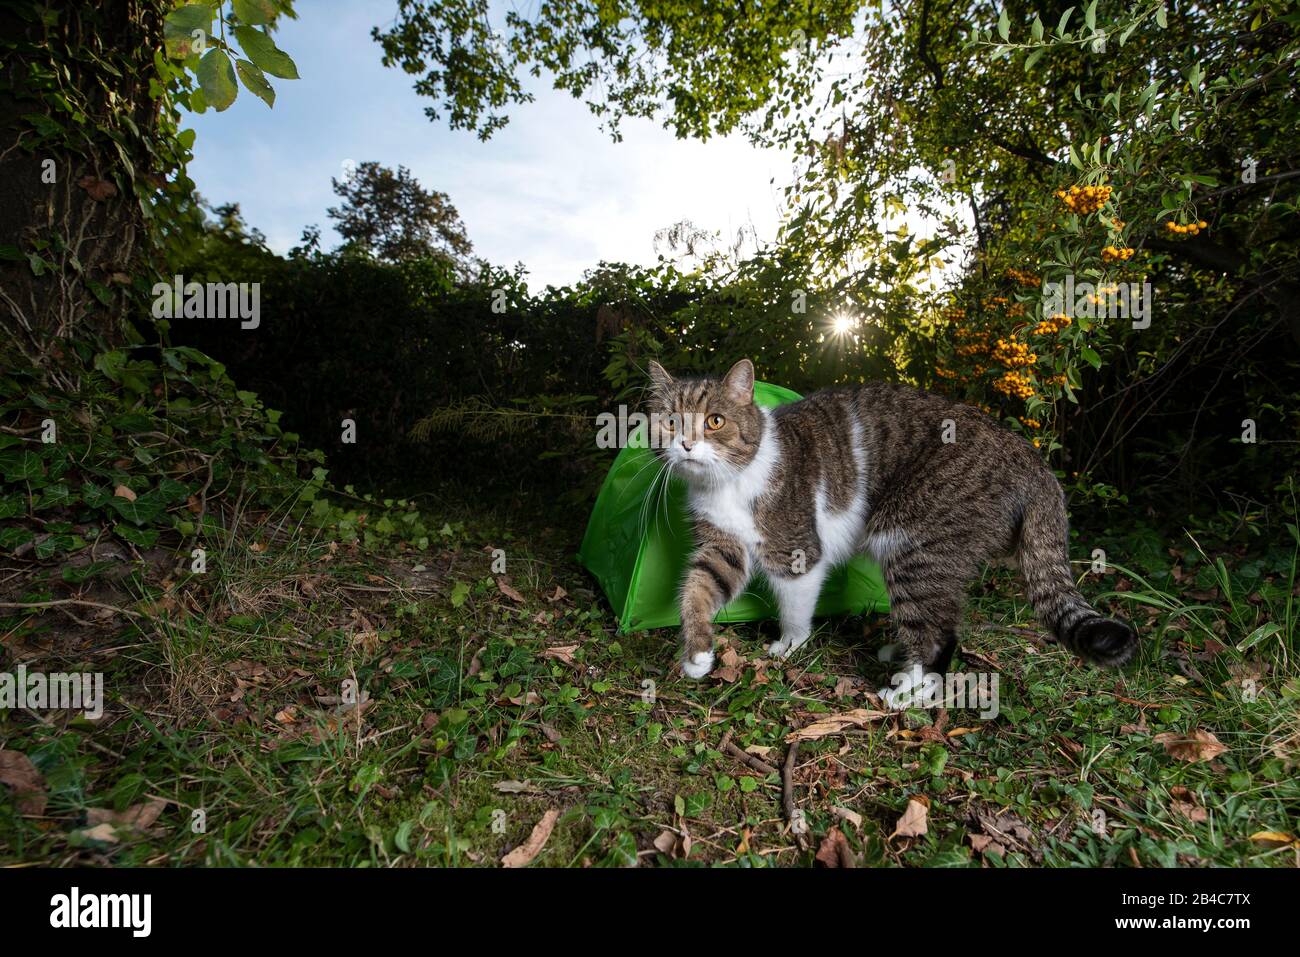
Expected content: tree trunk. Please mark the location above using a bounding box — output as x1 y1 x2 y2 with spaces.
0 1 167 376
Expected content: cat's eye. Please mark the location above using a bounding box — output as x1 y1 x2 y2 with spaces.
662 414 676 431
705 413 726 431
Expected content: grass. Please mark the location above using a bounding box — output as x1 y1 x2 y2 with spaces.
1 494 1297 868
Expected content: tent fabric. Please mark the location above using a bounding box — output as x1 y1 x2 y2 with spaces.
578 380 891 632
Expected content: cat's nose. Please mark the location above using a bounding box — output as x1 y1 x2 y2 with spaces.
681 439 694 452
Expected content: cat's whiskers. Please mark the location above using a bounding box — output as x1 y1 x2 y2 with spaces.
636 456 669 536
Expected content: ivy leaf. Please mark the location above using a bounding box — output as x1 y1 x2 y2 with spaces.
232 0 278 25
109 494 166 526
0 451 44 483
236 58 275 107
197 48 238 112
234 25 299 79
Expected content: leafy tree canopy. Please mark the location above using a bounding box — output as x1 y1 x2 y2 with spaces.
327 161 476 270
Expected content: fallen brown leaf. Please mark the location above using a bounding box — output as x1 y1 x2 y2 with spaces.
815 826 856 867
1170 800 1208 824
831 806 863 829
1154 729 1228 764
785 708 888 742
0 750 47 816
891 796 930 839
86 798 168 831
501 808 560 867
496 578 526 603
113 484 137 502
540 644 578 665
713 646 744 683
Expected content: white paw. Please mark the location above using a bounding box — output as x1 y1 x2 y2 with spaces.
766 631 809 660
879 666 941 711
876 642 899 663
681 650 714 679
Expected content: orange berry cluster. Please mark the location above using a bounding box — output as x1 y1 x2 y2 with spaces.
1005 267 1040 288
1056 183 1111 215
993 337 1037 368
1084 284 1122 305
1101 245 1135 263
1165 219 1207 236
1045 373 1068 386
954 327 990 356
1019 416 1041 429
940 305 966 323
994 371 1035 400
934 365 958 379
1006 301 1027 319
1104 218 1126 230
1033 313 1072 335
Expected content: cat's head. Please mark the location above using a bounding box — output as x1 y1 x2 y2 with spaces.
645 358 764 481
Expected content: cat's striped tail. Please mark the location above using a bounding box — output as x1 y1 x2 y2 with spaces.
1016 487 1138 667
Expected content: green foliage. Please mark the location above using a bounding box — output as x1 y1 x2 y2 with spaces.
327 161 477 271
372 0 1300 508
163 1 299 113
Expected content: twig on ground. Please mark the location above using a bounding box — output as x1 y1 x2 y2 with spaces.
783 741 811 852
723 739 779 778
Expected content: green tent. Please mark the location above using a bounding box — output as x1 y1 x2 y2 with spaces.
578 380 891 632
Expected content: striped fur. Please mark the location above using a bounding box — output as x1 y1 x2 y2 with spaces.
647 359 1138 680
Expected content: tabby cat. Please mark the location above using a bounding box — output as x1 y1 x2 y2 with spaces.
645 358 1137 706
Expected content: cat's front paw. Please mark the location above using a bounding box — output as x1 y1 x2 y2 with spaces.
681 650 715 679
766 630 810 660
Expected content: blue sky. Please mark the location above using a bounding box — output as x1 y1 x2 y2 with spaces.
185 0 791 289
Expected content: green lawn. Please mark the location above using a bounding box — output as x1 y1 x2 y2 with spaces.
1 499 1297 868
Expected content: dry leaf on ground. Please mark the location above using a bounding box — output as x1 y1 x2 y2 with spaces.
501 809 560 867
891 796 930 839
86 798 169 831
785 708 887 742
1154 729 1228 763
815 827 856 867
496 578 526 603
713 646 744 683
540 644 578 665
0 750 47 816
831 806 863 829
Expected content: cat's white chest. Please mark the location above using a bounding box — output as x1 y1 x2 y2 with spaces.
685 409 778 553
691 490 763 550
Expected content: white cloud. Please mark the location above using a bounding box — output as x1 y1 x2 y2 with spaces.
185 0 792 288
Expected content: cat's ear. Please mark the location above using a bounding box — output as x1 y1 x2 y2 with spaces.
646 360 674 396
721 358 755 403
